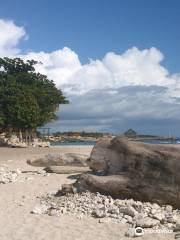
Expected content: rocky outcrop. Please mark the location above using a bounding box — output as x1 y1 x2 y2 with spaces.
0 166 49 184
44 166 90 174
27 153 89 167
72 137 180 208
0 135 50 148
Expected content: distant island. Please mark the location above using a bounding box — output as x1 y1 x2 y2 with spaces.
41 129 177 144
123 129 176 141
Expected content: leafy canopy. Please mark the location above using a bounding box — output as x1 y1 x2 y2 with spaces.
0 57 68 130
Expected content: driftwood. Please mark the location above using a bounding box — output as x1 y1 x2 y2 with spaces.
73 137 180 208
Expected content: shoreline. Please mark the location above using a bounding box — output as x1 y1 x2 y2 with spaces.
0 145 93 163
0 146 175 240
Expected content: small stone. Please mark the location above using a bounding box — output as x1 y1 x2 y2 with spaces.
119 205 138 217
165 212 176 223
124 215 133 224
49 209 60 216
93 210 106 218
108 207 119 215
152 203 160 209
175 221 180 231
31 204 49 214
165 205 173 212
99 218 111 223
121 218 128 224
114 199 123 206
152 212 165 221
136 217 160 228
61 184 74 194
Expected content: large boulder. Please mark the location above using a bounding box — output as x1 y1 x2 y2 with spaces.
73 137 180 207
44 166 90 174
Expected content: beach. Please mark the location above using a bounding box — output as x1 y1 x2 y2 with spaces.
0 146 174 240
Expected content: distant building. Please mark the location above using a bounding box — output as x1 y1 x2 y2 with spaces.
124 129 137 138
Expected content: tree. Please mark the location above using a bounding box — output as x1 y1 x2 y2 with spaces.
0 57 68 141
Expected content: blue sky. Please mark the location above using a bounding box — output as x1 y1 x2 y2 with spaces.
0 0 180 136
0 0 179 72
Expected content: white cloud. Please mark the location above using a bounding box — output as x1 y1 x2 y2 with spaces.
20 48 81 88
0 19 27 56
1 19 180 134
20 46 177 95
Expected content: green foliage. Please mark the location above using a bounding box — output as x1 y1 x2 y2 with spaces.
53 131 104 138
0 57 68 130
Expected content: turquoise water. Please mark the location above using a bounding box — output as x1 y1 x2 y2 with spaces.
50 140 97 146
50 139 180 146
141 139 180 144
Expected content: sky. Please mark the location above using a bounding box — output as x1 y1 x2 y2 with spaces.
0 0 180 136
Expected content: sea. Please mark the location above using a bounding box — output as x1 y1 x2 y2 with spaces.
50 139 180 146
141 139 180 145
50 140 97 146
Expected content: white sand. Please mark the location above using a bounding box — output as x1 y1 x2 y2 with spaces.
0 146 175 240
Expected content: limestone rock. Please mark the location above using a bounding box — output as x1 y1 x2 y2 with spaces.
75 136 180 208
44 166 90 174
152 212 165 221
27 153 89 167
136 217 160 228
31 204 49 214
119 206 138 217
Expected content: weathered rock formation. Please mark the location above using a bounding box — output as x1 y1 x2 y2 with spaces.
44 166 90 174
27 153 89 167
73 137 180 208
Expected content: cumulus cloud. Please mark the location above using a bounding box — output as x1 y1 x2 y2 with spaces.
1 19 180 134
21 46 175 95
20 48 81 88
0 19 27 56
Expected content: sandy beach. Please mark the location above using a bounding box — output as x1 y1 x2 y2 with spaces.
0 146 175 240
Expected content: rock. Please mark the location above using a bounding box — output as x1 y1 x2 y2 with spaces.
175 220 180 231
136 217 160 228
32 139 50 147
93 210 106 218
165 205 173 212
44 166 90 174
73 174 130 197
0 167 22 183
48 209 60 216
34 190 180 231
108 206 119 215
31 204 49 214
124 215 133 224
119 206 138 217
152 212 165 222
61 184 77 194
99 218 111 223
27 153 89 167
165 212 177 223
74 136 180 208
8 141 27 148
120 218 127 224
